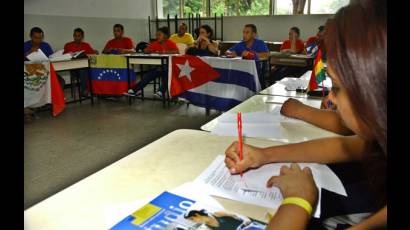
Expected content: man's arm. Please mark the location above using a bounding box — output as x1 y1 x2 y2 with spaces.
257 51 269 60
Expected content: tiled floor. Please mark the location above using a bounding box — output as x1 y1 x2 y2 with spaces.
24 91 220 210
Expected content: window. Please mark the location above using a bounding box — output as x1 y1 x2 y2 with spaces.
210 0 270 16
184 0 208 17
310 0 349 14
158 0 180 18
157 0 350 18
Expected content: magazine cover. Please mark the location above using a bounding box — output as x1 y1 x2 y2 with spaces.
110 191 267 230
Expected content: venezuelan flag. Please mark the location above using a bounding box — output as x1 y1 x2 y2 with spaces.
307 49 326 91
89 55 136 95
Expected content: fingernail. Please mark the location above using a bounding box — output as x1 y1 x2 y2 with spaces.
230 168 236 173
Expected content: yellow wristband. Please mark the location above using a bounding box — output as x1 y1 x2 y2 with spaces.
281 197 313 216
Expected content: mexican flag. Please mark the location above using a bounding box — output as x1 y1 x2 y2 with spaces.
24 62 65 116
307 49 326 91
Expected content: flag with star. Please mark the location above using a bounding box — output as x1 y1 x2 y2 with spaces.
89 55 136 95
169 55 220 97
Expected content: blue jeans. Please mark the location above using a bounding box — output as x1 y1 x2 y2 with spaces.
134 67 168 93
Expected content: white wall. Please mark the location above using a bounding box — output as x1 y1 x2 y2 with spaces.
222 14 333 42
24 0 155 19
24 0 154 51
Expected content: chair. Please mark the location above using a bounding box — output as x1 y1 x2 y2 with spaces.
176 43 188 55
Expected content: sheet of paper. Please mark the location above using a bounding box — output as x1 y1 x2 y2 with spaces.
195 155 347 218
26 49 49 62
49 49 72 61
211 109 306 139
194 155 284 210
278 78 309 91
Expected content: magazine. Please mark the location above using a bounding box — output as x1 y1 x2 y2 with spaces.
110 191 267 230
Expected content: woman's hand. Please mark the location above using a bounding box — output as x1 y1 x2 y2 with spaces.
280 98 304 119
224 141 268 174
267 163 318 206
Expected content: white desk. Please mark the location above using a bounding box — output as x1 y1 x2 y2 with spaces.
51 58 89 72
258 70 332 97
201 94 339 143
24 129 281 230
269 52 313 67
50 58 94 104
123 53 175 107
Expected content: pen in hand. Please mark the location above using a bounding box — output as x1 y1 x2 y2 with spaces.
237 112 243 177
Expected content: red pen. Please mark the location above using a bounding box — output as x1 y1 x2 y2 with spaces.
237 112 243 177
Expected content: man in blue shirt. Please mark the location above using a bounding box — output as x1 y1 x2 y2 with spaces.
24 27 54 59
226 24 269 60
24 27 65 89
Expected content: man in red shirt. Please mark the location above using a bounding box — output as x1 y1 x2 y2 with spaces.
63 28 97 97
64 28 98 55
102 24 135 54
127 27 178 98
271 27 307 81
305 25 325 48
280 27 306 54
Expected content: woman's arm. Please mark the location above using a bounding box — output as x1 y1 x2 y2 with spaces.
207 42 219 55
224 135 368 174
347 206 387 230
281 98 353 135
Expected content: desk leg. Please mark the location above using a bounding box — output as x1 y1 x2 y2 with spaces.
78 73 82 104
127 58 132 106
161 59 166 108
88 62 94 105
140 64 144 101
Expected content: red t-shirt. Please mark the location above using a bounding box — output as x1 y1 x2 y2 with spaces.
63 41 96 54
147 39 178 52
104 37 134 50
280 39 305 54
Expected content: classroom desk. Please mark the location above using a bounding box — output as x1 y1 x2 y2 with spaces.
51 58 94 105
269 51 314 67
258 70 332 98
124 53 172 107
24 129 281 230
201 94 339 143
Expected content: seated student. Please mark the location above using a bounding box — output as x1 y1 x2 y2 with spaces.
128 27 178 97
170 23 195 47
225 24 269 60
24 27 54 59
102 24 135 54
280 26 306 54
24 27 65 89
225 0 386 229
63 28 97 97
306 25 325 50
271 26 308 81
186 25 219 56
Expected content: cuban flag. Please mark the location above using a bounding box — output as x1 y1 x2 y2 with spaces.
90 55 136 95
169 55 261 111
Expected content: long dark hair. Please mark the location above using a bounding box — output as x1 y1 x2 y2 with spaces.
324 0 386 208
199 25 214 42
